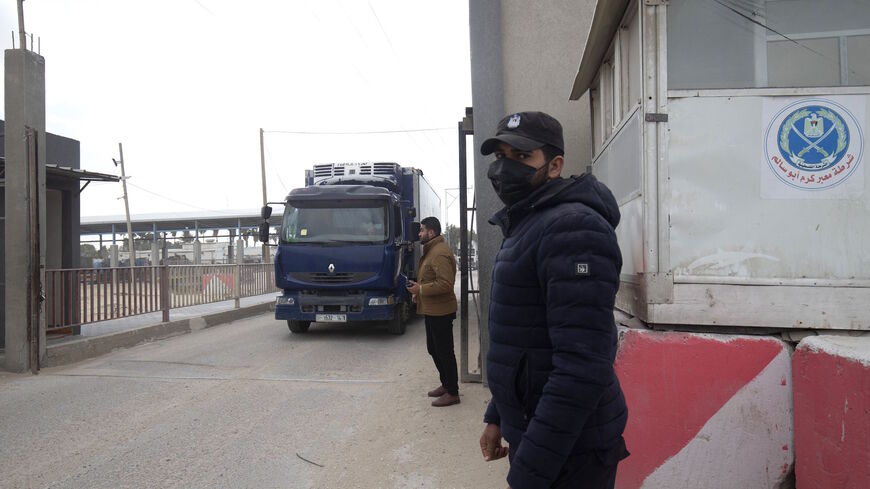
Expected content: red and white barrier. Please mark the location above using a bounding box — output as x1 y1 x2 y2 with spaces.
614 329 793 489
794 335 870 489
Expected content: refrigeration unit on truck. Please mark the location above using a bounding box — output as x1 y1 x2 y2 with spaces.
260 162 440 334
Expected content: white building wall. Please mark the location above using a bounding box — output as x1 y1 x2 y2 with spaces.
668 94 870 281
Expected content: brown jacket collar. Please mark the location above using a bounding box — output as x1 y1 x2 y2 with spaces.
422 234 446 255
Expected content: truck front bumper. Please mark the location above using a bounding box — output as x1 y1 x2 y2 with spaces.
274 291 398 322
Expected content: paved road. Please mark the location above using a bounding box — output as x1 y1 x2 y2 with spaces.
0 311 505 489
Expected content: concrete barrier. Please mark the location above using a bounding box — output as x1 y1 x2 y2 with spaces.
614 329 793 489
794 335 870 489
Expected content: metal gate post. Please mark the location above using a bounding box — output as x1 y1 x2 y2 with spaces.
458 108 482 383
160 265 170 322
26 128 42 373
233 264 241 309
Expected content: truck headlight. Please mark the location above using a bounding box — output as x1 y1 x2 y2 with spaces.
368 296 395 306
276 296 295 306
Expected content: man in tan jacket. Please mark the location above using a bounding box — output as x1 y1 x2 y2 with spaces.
406 217 460 407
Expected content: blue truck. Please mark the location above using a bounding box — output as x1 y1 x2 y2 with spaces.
261 162 440 334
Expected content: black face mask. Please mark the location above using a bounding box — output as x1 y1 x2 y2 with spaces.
487 157 549 206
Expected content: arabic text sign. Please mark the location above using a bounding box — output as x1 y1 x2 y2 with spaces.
762 96 864 199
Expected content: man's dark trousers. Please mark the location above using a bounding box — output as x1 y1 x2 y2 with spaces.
424 313 458 396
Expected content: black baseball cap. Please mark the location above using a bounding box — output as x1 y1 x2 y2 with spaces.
480 111 564 155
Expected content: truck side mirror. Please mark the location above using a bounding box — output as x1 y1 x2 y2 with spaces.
411 222 421 241
261 205 272 220
258 222 270 243
407 207 417 218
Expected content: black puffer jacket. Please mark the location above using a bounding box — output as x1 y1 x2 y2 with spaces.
485 174 628 489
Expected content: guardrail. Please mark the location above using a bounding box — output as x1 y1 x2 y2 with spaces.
44 264 276 331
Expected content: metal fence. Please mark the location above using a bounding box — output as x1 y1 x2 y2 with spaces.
45 264 276 331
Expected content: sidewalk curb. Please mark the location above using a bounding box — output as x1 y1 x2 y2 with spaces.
43 301 275 368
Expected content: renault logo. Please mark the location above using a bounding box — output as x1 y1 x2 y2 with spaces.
328 263 335 273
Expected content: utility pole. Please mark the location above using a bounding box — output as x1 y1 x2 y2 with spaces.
259 128 270 265
260 128 267 209
17 0 26 49
114 143 135 269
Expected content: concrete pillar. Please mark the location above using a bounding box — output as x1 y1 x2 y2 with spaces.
227 230 234 264
4 48 47 372
614 329 793 489
110 244 119 268
262 241 272 290
469 0 506 386
150 243 158 267
193 239 202 265
234 239 244 308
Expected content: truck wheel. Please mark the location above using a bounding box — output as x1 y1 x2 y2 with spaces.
387 305 406 335
287 320 311 334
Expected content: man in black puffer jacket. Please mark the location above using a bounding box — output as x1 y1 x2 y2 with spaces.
478 112 629 489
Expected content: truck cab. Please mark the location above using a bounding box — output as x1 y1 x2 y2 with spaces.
267 162 438 335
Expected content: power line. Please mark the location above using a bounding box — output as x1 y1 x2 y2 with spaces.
368 1 394 50
126 182 242 216
713 0 867 83
712 0 830 61
262 140 288 193
191 0 214 15
263 127 453 135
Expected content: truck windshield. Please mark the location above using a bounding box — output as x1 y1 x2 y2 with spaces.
281 202 389 244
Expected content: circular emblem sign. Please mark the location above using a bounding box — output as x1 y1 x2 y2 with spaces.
764 98 863 190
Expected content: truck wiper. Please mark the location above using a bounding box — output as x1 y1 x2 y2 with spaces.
283 240 342 245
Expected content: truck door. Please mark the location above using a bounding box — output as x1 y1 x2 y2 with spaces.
393 203 405 281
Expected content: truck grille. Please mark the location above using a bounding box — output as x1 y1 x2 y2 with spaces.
289 272 376 284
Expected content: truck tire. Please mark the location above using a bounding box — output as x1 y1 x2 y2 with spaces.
387 304 406 335
287 320 311 334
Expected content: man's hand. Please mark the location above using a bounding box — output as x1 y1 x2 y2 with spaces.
406 280 420 295
411 293 418 304
480 423 509 461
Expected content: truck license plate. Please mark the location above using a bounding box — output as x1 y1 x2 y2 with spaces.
316 313 347 323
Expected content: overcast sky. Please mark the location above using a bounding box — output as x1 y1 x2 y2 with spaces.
0 1 472 224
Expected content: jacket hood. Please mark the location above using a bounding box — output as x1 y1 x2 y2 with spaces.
490 174 621 234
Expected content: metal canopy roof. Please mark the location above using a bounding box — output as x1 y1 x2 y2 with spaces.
0 159 120 184
570 0 632 100
45 164 120 182
80 209 282 235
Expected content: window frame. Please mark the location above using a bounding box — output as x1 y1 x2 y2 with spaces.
590 0 643 159
767 28 870 87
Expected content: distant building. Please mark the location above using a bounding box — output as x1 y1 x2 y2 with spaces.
109 240 275 266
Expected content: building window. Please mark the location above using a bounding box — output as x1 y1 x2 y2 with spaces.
591 87 602 155
767 36 841 87
591 1 642 155
621 6 642 117
668 0 870 90
602 58 615 140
